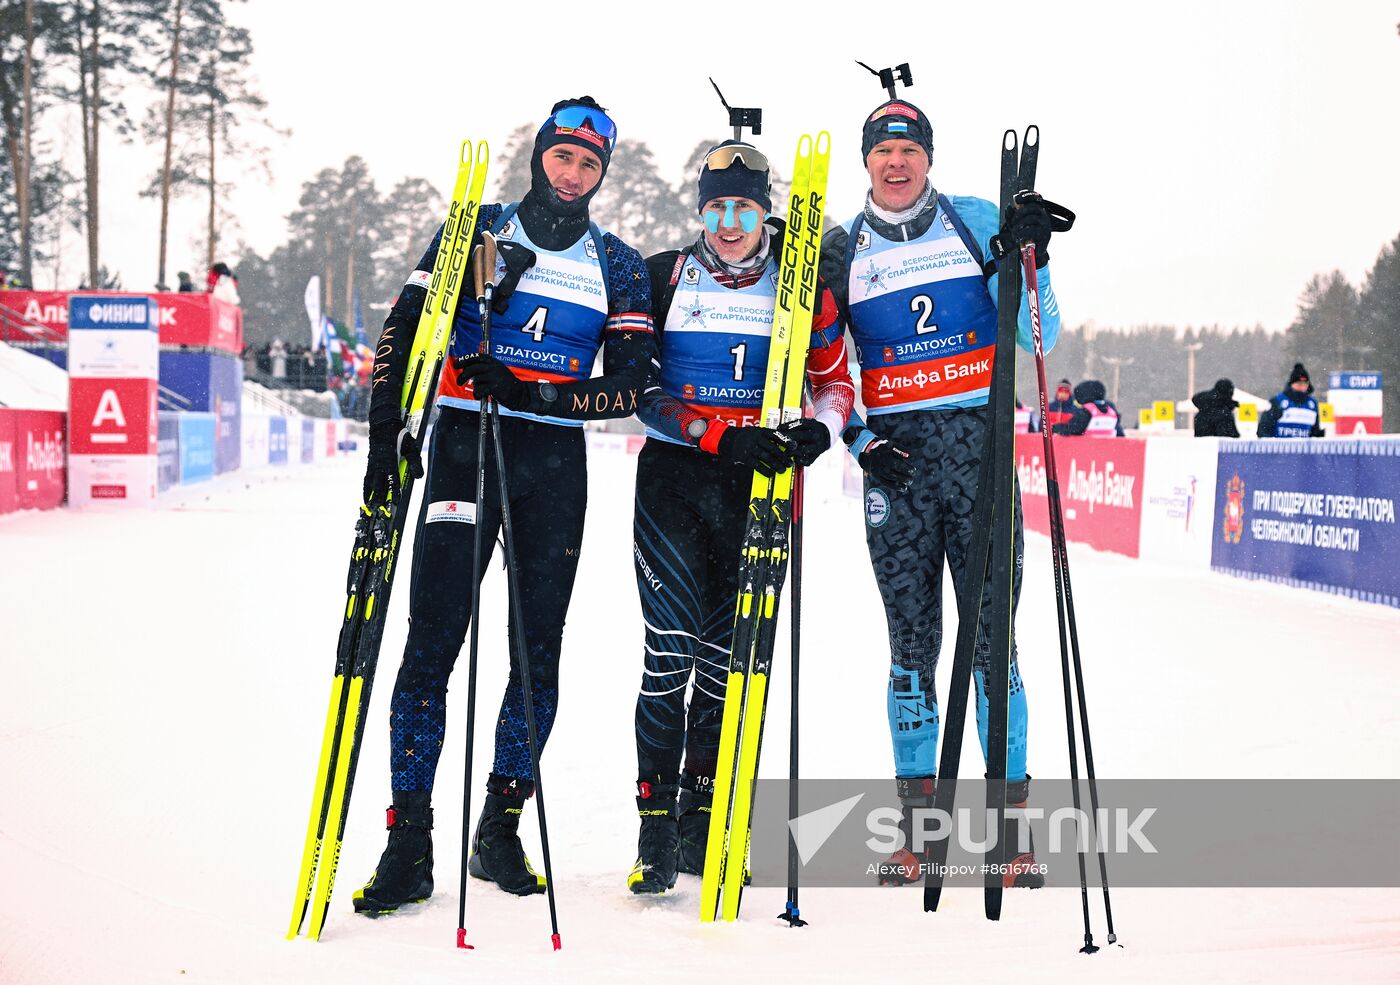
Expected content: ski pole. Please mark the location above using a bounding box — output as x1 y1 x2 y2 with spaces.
479 262 564 953
779 428 808 928
456 232 499 950
1022 225 1115 951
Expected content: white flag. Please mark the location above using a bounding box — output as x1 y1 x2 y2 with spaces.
304 276 322 351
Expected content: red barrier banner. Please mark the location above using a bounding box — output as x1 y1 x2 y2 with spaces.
4 410 67 512
0 410 16 513
1016 433 1147 558
0 290 242 353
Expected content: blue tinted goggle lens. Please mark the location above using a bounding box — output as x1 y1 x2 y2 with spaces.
704 201 760 234
544 105 618 148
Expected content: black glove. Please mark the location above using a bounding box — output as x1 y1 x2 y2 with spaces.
1002 193 1053 268
717 425 795 477
363 417 423 504
780 417 832 467
859 438 918 492
455 354 531 411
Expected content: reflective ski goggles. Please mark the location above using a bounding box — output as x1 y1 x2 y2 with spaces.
701 144 770 175
703 200 761 234
541 105 618 151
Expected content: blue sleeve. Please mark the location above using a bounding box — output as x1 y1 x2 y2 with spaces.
601 233 652 317
947 195 1061 356
842 407 876 460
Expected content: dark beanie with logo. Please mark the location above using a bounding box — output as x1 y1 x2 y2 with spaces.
696 140 772 214
861 99 935 162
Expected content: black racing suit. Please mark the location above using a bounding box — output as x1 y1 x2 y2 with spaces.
370 193 655 806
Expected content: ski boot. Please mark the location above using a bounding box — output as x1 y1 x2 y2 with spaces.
878 776 934 886
676 777 713 876
628 781 680 894
352 804 434 915
467 774 546 896
1003 776 1045 889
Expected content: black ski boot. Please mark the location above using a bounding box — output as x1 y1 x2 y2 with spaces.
628 781 680 894
352 804 434 915
467 774 546 896
1003 776 1045 889
878 776 934 886
676 777 713 876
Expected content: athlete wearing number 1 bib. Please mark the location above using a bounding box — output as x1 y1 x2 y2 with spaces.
626 141 854 894
820 98 1064 888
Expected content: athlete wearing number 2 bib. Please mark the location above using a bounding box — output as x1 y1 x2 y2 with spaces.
820 98 1063 887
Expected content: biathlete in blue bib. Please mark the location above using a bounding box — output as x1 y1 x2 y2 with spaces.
357 97 656 911
821 97 1066 888
626 139 855 894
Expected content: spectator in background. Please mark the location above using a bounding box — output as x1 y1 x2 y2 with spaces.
269 338 288 379
207 262 241 305
1014 397 1040 433
0 269 8 290
1053 379 1124 437
1192 378 1241 437
178 271 196 293
1045 377 1075 430
1258 363 1324 438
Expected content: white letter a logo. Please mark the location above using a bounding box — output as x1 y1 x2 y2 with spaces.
93 389 127 428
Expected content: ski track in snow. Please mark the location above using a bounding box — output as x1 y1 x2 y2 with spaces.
2 449 1398 984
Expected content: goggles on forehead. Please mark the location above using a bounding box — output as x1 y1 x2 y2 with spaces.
701 144 770 176
703 200 761 235
542 105 618 150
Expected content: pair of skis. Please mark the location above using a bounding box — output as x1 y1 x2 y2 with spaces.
920 127 1035 922
921 129 1113 950
699 132 830 923
287 140 489 942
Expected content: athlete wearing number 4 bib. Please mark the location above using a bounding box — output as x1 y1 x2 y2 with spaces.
626 140 855 894
820 98 1063 889
356 97 656 914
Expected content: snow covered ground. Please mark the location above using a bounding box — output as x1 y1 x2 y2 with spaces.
2 447 1398 984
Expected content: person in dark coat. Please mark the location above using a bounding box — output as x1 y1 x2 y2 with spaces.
1053 379 1124 437
1044 377 1076 430
1258 363 1324 438
1191 378 1241 437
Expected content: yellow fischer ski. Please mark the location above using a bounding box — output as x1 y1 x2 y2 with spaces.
288 139 488 942
700 132 830 923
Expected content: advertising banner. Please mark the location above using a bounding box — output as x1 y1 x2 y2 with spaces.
1139 437 1220 567
301 419 315 463
0 410 15 513
1212 440 1400 607
68 295 159 507
0 410 66 512
268 416 289 465
1326 371 1383 436
178 413 217 484
1016 434 1147 558
241 414 270 469
1 290 241 352
158 413 180 491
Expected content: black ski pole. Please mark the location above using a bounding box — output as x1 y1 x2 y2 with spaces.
481 286 563 953
456 233 499 950
778 438 808 928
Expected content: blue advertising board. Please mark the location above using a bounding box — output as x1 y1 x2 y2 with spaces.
301 419 315 463
157 413 180 491
177 413 216 484
268 416 289 465
69 295 158 331
1212 440 1400 607
160 351 242 472
1327 372 1383 391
